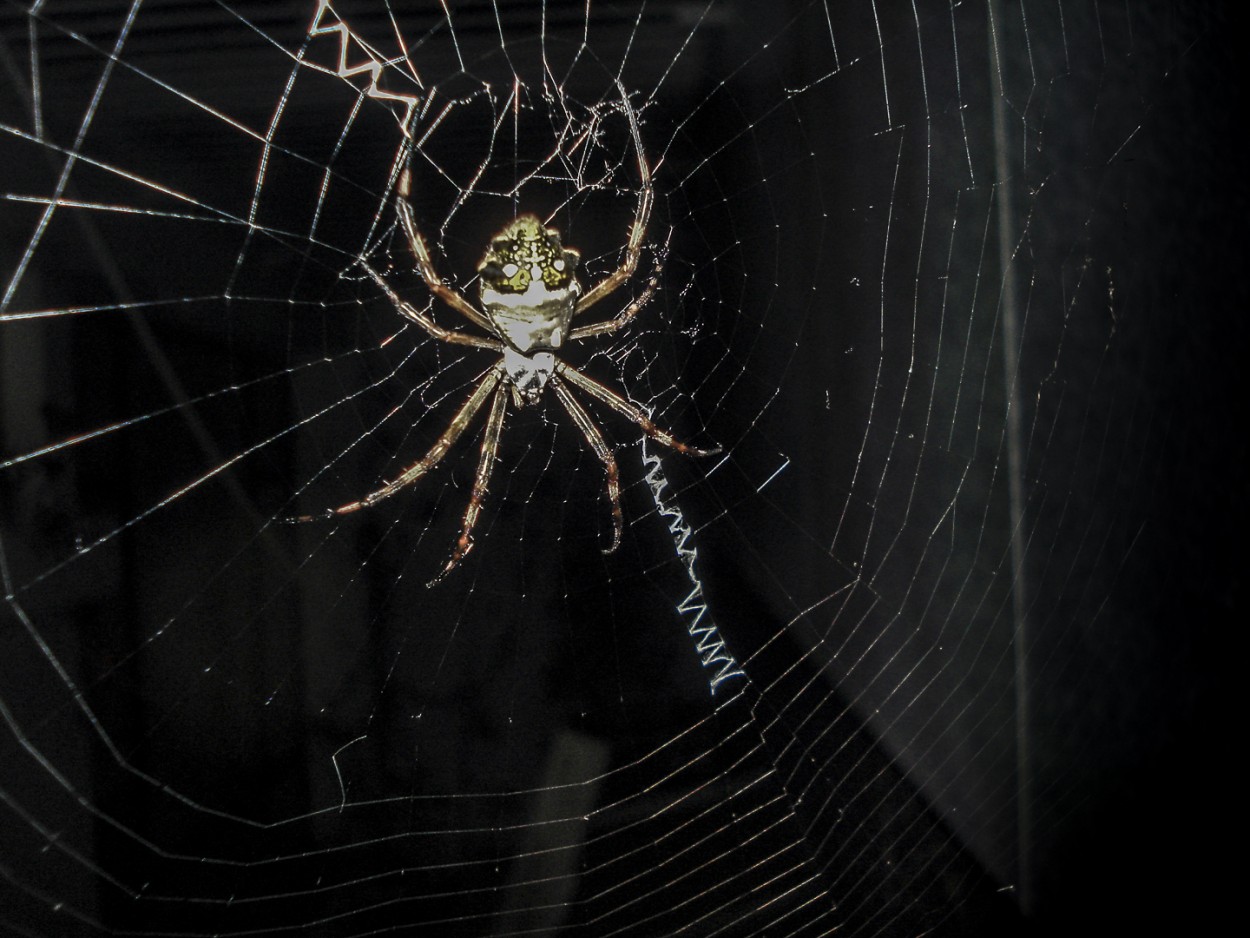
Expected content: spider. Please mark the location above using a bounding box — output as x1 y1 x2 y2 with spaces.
297 99 718 582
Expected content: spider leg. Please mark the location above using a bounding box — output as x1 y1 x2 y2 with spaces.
568 245 665 343
291 364 504 520
556 363 720 457
430 380 509 584
575 84 653 316
359 258 502 350
550 375 623 554
396 166 495 332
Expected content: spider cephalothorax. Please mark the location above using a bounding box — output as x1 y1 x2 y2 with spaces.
478 214 580 301
297 94 718 582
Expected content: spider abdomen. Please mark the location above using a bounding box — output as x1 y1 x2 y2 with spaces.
477 213 581 354
480 283 578 354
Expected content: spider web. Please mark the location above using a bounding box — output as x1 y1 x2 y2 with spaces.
0 1 1237 935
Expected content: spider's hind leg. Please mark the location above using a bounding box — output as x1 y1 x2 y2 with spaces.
550 375 623 553
289 366 504 522
556 364 721 458
428 380 510 585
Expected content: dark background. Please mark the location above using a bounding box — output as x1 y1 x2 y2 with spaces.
0 1 1238 935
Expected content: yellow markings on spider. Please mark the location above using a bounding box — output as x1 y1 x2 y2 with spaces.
478 214 579 293
477 214 582 357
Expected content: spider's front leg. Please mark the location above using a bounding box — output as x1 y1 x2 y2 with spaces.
574 84 654 316
395 166 495 332
359 257 500 351
568 244 666 343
